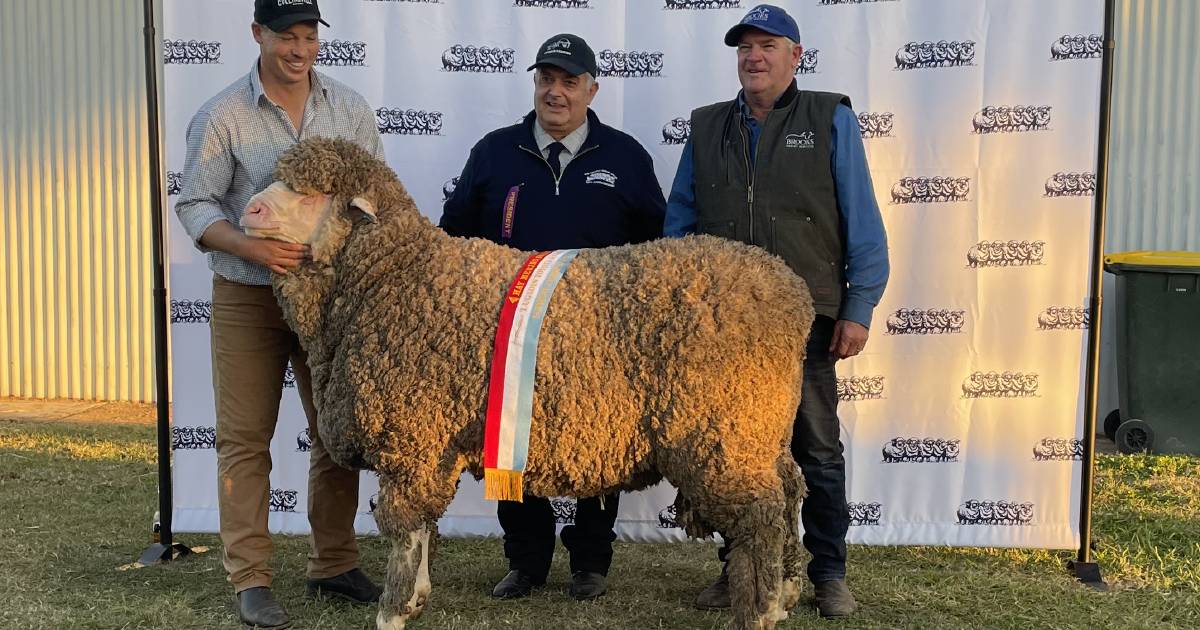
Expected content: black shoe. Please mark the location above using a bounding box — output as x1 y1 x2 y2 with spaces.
306 568 383 604
236 587 291 629
569 571 608 600
693 570 730 610
491 570 543 599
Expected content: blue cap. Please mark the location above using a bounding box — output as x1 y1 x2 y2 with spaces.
724 4 801 47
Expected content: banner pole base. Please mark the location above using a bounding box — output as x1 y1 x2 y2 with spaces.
1065 559 1107 591
138 542 195 565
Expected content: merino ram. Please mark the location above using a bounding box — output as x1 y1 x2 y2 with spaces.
239 137 815 630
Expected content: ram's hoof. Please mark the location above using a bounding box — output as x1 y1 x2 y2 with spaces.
376 610 407 630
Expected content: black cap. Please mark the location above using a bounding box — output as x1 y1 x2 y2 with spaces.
526 34 598 77
254 0 330 32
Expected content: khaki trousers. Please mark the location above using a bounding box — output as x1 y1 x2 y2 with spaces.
210 275 360 592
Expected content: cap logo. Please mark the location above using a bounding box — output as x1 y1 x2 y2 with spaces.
547 38 572 51
277 0 314 6
745 7 771 22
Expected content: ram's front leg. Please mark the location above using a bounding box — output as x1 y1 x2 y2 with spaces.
375 523 433 630
373 475 446 630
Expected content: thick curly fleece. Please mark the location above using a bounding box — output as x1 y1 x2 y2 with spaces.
268 137 815 630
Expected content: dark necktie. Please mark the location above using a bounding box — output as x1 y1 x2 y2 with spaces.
547 141 566 179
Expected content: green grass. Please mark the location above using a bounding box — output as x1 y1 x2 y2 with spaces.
1 416 1198 630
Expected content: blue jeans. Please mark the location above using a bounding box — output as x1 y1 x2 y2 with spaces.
719 315 848 583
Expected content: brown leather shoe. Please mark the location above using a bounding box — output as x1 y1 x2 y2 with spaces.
814 579 857 618
236 587 291 629
693 570 730 610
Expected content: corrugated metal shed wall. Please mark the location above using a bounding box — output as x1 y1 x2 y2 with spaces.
1107 0 1200 252
0 0 156 402
0 1 1194 402
1098 0 1199 418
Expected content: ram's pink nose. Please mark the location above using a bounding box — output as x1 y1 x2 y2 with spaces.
240 200 275 228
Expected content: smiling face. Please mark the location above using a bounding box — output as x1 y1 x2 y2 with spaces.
736 30 802 102
252 21 320 88
241 182 334 244
533 65 599 138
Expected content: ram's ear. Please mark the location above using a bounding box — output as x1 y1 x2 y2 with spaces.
350 196 377 222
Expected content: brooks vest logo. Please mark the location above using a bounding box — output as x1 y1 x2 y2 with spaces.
785 131 815 149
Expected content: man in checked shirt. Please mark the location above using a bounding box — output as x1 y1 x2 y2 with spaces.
174 1 384 627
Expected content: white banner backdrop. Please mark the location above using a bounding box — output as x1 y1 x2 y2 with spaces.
164 0 1103 549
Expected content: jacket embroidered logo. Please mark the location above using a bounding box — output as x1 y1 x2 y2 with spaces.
585 169 618 187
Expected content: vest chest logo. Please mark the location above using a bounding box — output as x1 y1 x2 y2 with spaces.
585 169 618 187
785 131 816 149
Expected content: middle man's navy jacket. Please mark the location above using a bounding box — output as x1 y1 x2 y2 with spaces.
440 109 666 250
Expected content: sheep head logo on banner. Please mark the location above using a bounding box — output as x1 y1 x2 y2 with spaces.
966 240 1046 267
441 176 460 201
170 299 212 324
166 171 183 196
1032 438 1084 461
238 136 818 630
961 371 1040 398
793 49 820 75
858 112 894 138
375 108 444 135
163 39 221 64
550 499 577 524
657 504 680 528
664 0 743 8
171 426 216 450
596 49 664 77
514 0 592 7
972 105 1052 134
1051 34 1103 60
316 40 367 66
890 176 971 204
957 500 1034 526
283 363 296 388
848 502 882 526
661 117 692 144
441 44 516 72
1044 172 1096 197
1037 306 1090 330
837 376 885 401
895 40 975 69
885 308 966 335
882 438 961 463
269 489 299 512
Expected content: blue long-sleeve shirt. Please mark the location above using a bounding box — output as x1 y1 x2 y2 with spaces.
665 100 889 328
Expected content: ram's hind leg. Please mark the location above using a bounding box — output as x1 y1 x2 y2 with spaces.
778 453 807 612
668 463 788 630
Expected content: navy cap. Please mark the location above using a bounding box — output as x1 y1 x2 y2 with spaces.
527 33 598 77
254 0 329 33
724 4 801 47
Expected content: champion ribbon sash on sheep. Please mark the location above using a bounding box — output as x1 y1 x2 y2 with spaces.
484 249 580 502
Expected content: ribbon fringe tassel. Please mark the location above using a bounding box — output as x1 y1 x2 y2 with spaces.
484 468 525 502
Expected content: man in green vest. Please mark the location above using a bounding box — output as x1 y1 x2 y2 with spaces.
664 3 889 619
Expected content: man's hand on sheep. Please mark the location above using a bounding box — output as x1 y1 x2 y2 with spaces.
240 238 310 275
198 216 311 275
830 319 869 360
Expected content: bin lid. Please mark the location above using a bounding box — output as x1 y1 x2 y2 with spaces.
1104 250 1200 274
